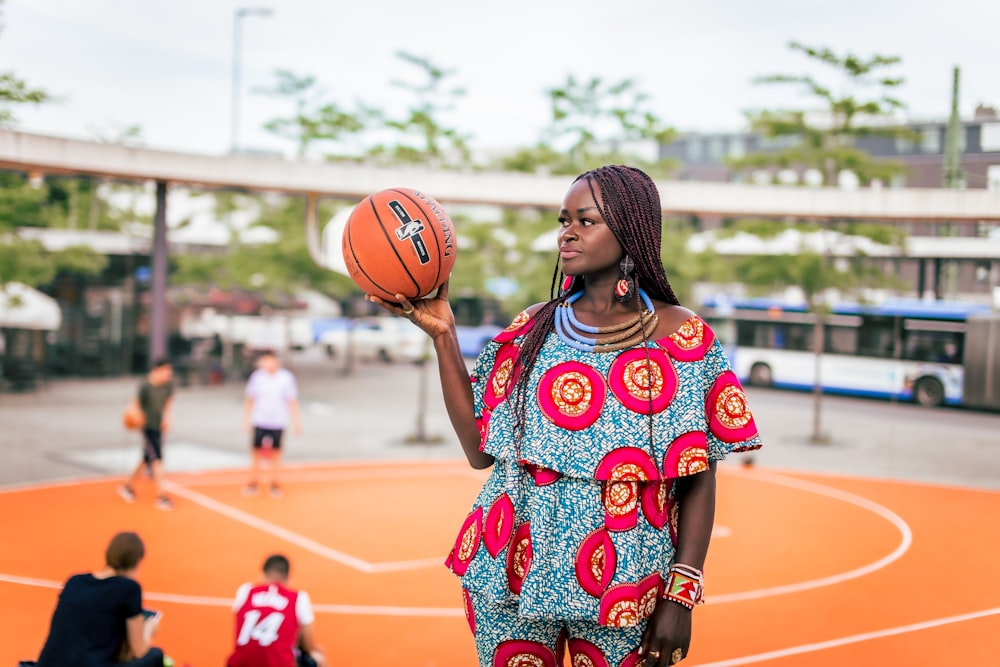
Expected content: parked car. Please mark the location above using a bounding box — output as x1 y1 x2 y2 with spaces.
319 317 430 363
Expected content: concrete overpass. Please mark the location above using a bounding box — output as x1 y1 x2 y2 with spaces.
2 128 1000 220
2 128 999 360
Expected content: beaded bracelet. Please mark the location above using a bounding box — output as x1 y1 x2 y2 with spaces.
663 564 704 609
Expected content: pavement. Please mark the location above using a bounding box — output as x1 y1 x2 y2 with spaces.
2 346 1000 490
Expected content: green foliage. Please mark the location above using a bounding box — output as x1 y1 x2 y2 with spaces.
716 218 822 240
0 172 52 230
257 70 370 158
731 41 910 185
0 71 49 125
448 208 558 312
0 237 105 287
660 217 730 304
498 75 677 177
374 51 470 167
171 194 355 298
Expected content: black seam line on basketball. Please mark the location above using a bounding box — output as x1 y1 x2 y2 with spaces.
371 192 421 296
391 188 443 290
347 200 404 299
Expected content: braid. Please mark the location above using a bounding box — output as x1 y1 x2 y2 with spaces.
510 165 680 447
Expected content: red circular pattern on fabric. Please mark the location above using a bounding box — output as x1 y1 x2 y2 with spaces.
657 316 715 361
598 583 640 628
483 493 515 558
485 343 520 410
640 480 668 530
706 371 758 443
601 481 640 531
566 638 610 667
608 348 676 414
493 640 557 667
575 527 617 597
537 361 605 430
506 522 532 595
462 588 476 635
618 651 643 667
663 431 710 478
638 573 662 619
493 310 534 343
450 507 482 576
595 447 659 481
524 462 562 486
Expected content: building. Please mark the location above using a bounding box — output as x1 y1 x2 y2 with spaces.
658 106 1000 302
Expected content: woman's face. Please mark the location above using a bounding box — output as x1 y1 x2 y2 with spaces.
557 178 623 279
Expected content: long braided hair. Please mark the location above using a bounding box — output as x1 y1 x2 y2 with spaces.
510 165 681 442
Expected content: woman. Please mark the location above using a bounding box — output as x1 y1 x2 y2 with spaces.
370 165 761 666
36 531 165 667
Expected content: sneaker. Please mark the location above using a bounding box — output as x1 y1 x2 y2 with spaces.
117 485 136 503
242 481 259 497
155 495 174 511
269 483 283 499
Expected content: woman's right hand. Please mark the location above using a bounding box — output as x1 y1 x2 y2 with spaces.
366 279 456 340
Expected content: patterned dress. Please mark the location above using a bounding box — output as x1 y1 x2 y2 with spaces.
445 310 762 631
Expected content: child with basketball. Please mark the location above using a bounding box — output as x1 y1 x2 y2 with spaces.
367 165 761 666
119 358 175 510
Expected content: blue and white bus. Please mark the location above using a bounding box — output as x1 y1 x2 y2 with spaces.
699 296 999 409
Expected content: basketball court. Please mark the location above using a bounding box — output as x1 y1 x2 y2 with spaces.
2 459 999 666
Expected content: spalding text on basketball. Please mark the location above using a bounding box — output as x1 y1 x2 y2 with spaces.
421 195 455 258
389 200 431 265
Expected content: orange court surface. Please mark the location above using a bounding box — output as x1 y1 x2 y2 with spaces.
2 459 1000 666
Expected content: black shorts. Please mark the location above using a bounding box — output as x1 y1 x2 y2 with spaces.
252 427 284 450
141 428 163 464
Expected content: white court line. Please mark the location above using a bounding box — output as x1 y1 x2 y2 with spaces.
692 606 1000 666
0 574 463 617
163 481 444 574
0 464 914 623
179 465 476 487
710 469 912 603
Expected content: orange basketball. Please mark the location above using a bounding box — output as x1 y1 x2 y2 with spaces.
122 405 145 430
342 187 457 302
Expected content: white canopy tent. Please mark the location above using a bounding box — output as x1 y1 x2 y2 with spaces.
0 282 62 331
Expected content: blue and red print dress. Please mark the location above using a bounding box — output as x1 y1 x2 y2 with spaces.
445 312 762 629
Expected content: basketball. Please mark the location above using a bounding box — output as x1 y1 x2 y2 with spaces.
341 187 457 302
122 405 145 430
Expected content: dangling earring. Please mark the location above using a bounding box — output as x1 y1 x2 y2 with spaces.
559 275 576 298
615 256 635 303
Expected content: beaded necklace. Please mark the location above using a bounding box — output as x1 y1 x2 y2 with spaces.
555 289 659 353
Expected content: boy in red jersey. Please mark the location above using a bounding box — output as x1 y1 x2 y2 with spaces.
227 555 324 667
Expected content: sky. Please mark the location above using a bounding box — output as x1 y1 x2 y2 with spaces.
2 0 999 158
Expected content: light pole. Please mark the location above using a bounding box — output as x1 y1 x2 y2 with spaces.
231 7 272 153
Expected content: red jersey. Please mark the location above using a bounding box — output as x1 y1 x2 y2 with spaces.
227 582 314 667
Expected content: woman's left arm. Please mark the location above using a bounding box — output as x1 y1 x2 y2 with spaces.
639 461 717 666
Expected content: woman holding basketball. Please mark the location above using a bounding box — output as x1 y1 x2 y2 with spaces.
369 165 761 667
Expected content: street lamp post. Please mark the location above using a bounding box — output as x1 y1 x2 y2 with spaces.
230 7 272 154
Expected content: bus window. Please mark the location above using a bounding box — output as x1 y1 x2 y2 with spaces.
903 331 962 364
857 317 896 358
825 326 858 355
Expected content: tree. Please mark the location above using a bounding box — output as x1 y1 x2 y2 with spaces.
501 75 676 177
0 0 49 124
718 218 905 443
368 52 470 168
731 41 910 186
171 193 355 298
257 69 369 159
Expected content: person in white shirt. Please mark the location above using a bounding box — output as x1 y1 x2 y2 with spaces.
242 350 302 498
